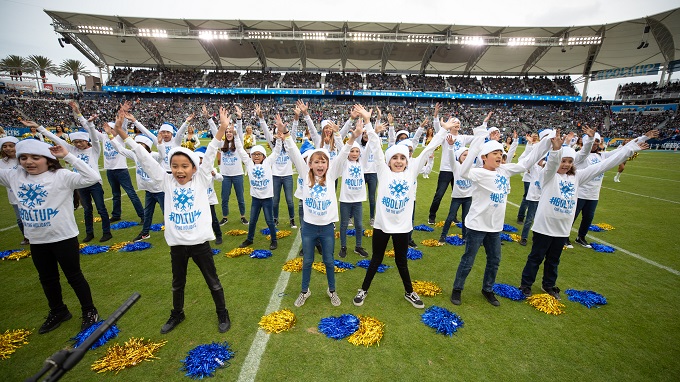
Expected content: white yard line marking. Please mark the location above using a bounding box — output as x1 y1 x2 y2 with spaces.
507 200 679 276
237 230 301 382
600 187 680 204
617 173 680 183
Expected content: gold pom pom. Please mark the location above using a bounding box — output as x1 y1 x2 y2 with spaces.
421 239 443 247
526 294 565 315
384 248 395 258
0 329 31 359
312 261 347 274
411 280 443 297
434 221 445 227
335 231 340 239
108 241 132 252
91 337 167 374
282 257 303 272
4 250 30 261
81 217 102 223
224 229 248 236
594 223 615 231
347 315 384 347
79 243 88 249
363 229 373 237
510 234 522 242
181 141 195 151
225 247 254 258
267 230 292 240
258 309 296 334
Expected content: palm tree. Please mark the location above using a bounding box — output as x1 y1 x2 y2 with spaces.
57 59 91 92
0 55 31 81
27 55 57 83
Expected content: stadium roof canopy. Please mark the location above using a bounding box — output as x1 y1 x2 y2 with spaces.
45 8 680 78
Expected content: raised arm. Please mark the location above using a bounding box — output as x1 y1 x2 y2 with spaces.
277 114 306 175
574 125 595 165
201 107 229 178
579 140 647 184
172 113 193 147
31 122 75 152
50 145 102 188
541 133 567 186
115 114 166 184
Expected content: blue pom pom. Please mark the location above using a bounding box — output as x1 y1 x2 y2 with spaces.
455 222 463 228
492 283 526 301
149 223 164 232
181 342 235 379
500 233 514 242
318 314 360 340
0 249 21 259
260 227 280 235
80 245 110 255
565 289 607 308
413 225 434 232
356 259 389 272
212 249 221 255
588 225 603 232
407 248 423 260
445 235 465 246
71 320 119 350
421 306 464 336
591 243 615 253
119 242 152 252
334 260 355 269
110 221 140 230
346 229 356 236
250 249 273 259
503 224 518 232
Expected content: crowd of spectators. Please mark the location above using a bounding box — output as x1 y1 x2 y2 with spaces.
481 77 528 94
446 76 484 93
280 72 321 89
325 73 363 90
618 81 680 98
240 71 281 88
159 69 203 88
366 73 406 90
0 99 23 127
553 76 578 95
204 71 241 88
106 67 133 86
125 69 160 87
405 75 447 91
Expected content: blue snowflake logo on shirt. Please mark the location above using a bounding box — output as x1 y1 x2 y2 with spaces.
252 166 265 179
310 184 327 199
349 165 361 178
389 179 409 199
105 141 114 152
77 153 90 164
18 183 48 208
494 174 509 194
173 188 195 211
559 180 575 199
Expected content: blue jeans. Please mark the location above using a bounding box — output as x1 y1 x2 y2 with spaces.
247 197 277 243
428 171 454 221
453 229 501 292
517 181 530 220
520 200 539 241
574 199 599 238
107 168 144 219
340 201 363 247
141 191 165 235
12 204 24 234
441 197 472 238
520 232 566 288
272 175 295 220
79 183 111 235
220 175 246 218
210 205 221 238
364 173 378 219
170 241 226 315
301 221 336 292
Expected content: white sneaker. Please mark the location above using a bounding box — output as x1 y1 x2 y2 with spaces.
327 288 341 306
404 291 425 308
353 289 367 306
294 290 311 307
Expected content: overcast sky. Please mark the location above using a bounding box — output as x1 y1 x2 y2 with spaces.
0 0 677 98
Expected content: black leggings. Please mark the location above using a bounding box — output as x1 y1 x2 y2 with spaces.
361 229 413 293
30 236 96 314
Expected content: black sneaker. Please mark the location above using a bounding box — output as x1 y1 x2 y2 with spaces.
565 239 574 249
290 218 297 229
427 218 435 225
339 246 347 259
99 232 113 242
274 218 279 226
215 237 223 245
542 286 561 300
83 233 95 243
575 236 592 248
20 237 29 245
519 238 527 246
81 308 99 330
438 236 446 244
517 218 524 224
217 311 231 333
450 289 462 305
404 291 425 308
270 241 278 250
239 239 253 248
453 217 460 224
520 286 532 298
134 232 150 242
240 217 248 225
354 247 369 258
369 218 374 226
298 248 303 257
315 244 323 254
109 216 121 222
482 290 500 306
353 289 367 306
160 312 185 334
408 240 418 248
39 309 72 334
219 218 228 226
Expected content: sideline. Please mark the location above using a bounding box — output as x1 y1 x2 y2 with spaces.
237 230 302 382
600 187 680 204
616 173 680 183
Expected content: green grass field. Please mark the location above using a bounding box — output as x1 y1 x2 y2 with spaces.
1 145 679 381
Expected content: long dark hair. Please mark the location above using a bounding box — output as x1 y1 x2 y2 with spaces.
18 154 63 172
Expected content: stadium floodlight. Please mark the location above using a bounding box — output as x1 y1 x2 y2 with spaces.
77 25 114 35
199 30 230 40
138 28 167 38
